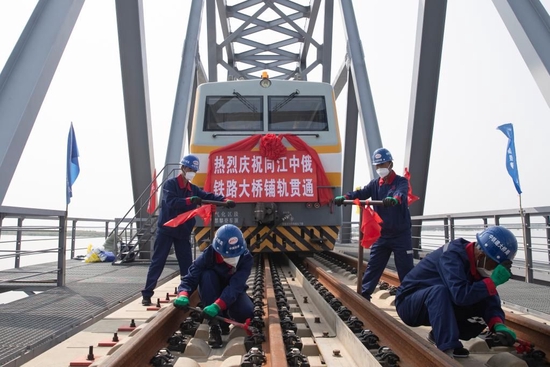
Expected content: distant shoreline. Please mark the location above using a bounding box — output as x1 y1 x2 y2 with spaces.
0 230 106 238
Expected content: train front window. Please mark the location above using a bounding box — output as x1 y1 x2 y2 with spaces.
204 95 263 131
268 96 328 131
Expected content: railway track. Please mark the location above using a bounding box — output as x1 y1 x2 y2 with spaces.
87 252 549 367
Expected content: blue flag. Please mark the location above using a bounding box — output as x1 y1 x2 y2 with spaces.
497 123 522 194
66 123 80 204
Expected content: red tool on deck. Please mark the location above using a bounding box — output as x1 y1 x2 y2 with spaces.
187 306 257 336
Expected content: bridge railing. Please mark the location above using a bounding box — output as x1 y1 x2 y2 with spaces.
0 205 114 287
339 206 550 283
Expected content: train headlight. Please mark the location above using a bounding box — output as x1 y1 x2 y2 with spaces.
260 71 271 88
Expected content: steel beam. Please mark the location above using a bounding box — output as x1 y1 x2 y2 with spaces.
207 0 218 81
115 0 155 220
322 0 334 83
332 59 349 99
0 0 84 205
341 70 359 244
339 0 382 178
214 0 327 80
404 0 447 253
492 0 550 109
163 0 204 183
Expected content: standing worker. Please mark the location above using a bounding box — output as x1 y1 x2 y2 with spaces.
141 155 235 306
334 148 413 301
395 226 518 358
173 224 254 348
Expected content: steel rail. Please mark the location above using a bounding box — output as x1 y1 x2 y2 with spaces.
99 292 199 367
97 261 288 367
303 258 461 367
264 256 287 367
329 251 550 357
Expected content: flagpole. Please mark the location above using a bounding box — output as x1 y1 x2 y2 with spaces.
357 206 364 294
518 194 532 283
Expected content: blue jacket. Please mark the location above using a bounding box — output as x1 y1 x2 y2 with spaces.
178 245 253 310
345 171 411 237
396 238 505 326
158 175 225 239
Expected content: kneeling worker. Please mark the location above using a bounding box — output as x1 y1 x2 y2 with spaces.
395 226 518 359
173 224 254 348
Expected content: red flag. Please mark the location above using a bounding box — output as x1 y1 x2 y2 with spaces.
403 168 420 205
147 169 158 215
353 198 382 249
360 205 383 249
164 204 215 227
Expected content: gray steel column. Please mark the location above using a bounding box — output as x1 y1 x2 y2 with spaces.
322 0 334 83
404 0 447 253
339 0 382 177
163 0 204 182
207 0 218 81
332 59 349 99
0 0 84 205
115 0 155 219
341 70 359 244
492 0 550 109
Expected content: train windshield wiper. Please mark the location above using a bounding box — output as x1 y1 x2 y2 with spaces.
232 90 258 113
272 89 300 112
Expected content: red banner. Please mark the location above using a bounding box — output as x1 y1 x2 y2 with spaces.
209 151 318 202
204 134 334 205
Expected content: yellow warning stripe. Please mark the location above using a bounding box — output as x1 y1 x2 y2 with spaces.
194 225 339 252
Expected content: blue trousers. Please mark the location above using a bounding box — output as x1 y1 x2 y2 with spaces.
361 232 413 300
198 269 254 323
142 232 193 298
395 285 488 351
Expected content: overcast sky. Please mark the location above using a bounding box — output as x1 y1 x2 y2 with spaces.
1 0 550 223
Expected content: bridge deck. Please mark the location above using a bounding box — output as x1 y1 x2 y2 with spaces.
0 259 179 367
0 250 548 366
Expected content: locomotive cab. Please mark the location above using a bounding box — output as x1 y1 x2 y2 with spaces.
190 78 343 253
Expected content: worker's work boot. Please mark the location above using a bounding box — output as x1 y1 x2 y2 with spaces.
208 324 223 348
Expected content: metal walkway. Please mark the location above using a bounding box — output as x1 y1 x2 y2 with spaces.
0 259 179 367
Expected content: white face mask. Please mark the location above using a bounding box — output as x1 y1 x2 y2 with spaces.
185 171 196 181
223 256 240 267
477 267 493 278
376 168 390 178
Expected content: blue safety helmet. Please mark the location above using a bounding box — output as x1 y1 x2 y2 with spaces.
212 224 247 258
476 226 518 263
180 154 200 171
372 148 393 165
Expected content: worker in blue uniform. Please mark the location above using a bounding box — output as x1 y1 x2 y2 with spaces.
395 226 518 358
334 148 413 301
141 155 235 306
173 224 254 348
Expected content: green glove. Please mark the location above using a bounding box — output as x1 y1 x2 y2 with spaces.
190 196 202 205
490 264 512 286
173 295 189 309
202 303 221 318
334 196 346 206
494 323 516 346
382 197 398 207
